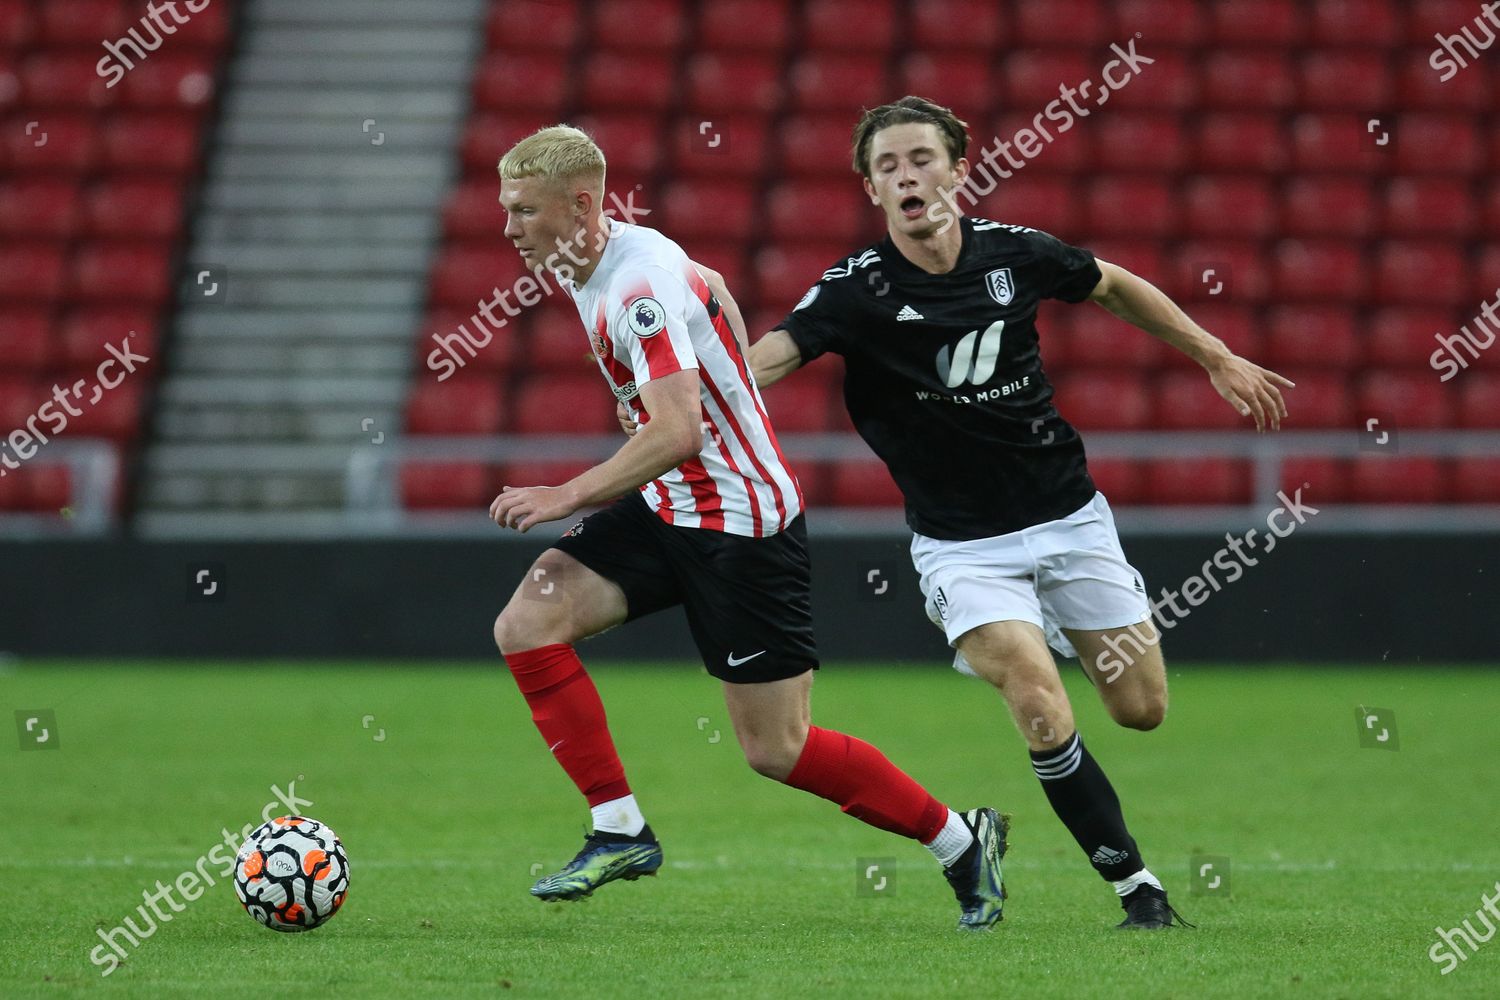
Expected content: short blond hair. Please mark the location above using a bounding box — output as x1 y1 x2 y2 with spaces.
498 125 606 188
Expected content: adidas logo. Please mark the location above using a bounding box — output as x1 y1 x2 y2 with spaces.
1091 845 1130 865
896 304 924 321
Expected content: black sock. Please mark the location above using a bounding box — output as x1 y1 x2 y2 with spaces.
1030 731 1144 883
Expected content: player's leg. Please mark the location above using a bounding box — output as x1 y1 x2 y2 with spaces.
1065 620 1168 732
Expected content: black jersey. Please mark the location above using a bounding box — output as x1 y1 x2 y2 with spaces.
777 216 1102 541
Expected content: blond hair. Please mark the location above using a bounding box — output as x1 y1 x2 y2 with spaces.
498 125 606 189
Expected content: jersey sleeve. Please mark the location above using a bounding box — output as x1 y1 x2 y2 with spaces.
775 278 852 362
608 268 700 387
1028 230 1104 303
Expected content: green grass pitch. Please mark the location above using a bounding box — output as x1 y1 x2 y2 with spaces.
3 660 1498 998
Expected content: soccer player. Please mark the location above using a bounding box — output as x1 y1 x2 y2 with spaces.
487 125 1007 930
735 97 1293 929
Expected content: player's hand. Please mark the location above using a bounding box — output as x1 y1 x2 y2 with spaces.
490 484 580 533
616 401 638 436
1207 355 1295 432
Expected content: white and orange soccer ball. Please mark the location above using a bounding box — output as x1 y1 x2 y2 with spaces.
233 815 349 932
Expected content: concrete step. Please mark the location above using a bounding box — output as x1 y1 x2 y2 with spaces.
196 212 439 244
177 309 418 340
168 340 412 377
219 117 459 148
154 402 407 443
160 376 409 407
201 178 445 212
186 243 431 275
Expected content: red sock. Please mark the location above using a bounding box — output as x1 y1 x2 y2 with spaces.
505 643 630 806
784 726 949 842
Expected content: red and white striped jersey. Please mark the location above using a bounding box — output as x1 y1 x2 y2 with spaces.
563 219 803 537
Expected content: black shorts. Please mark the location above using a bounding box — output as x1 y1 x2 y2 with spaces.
550 492 819 684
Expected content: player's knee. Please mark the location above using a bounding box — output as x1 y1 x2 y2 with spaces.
493 605 555 656
740 733 804 782
1113 696 1166 731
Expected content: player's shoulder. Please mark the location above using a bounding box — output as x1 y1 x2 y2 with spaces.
814 242 885 286
966 215 1050 247
602 225 693 297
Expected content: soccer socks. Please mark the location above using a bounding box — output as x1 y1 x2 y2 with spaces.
784 725 951 844
590 794 646 838
505 643 633 808
924 808 977 867
1030 731 1149 883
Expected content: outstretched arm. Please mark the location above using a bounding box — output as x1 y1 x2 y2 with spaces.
1089 259 1294 431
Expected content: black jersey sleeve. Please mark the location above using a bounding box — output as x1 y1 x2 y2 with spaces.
776 280 852 362
1028 230 1104 303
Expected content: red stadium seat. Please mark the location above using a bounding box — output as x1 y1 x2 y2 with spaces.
0 310 51 370
990 176 1080 238
1458 375 1500 428
1094 114 1190 172
1170 240 1272 302
698 0 795 50
164 2 233 49
1167 303 1261 369
1485 187 1500 238
512 374 616 434
420 307 518 373
38 0 127 43
1114 0 1208 45
461 112 552 174
0 463 75 513
70 242 173 303
1209 0 1304 43
99 113 203 173
399 462 491 511
1064 309 1169 368
684 53 783 114
64 377 144 441
1382 178 1474 238
1001 52 1095 106
1086 177 1177 237
1298 52 1392 111
487 0 581 50
1087 459 1145 505
1350 457 1447 504
0 0 33 47
499 460 598 492
1396 48 1492 111
759 379 836 432
1264 305 1360 369
1086 239 1163 281
1357 371 1454 428
1453 459 1500 502
766 181 869 244
1278 458 1351 504
520 305 594 372
668 115 772 179
1052 372 1152 430
1014 0 1111 45
473 51 570 112
21 52 115 108
674 244 751 299
4 112 101 173
1309 0 1400 44
911 0 1006 50
56 307 158 367
1154 371 1246 429
1369 307 1459 368
788 55 888 112
1407 0 1496 44
753 244 854 313
1372 242 1468 306
1193 114 1287 173
429 245 528 308
0 178 80 238
118 54 216 110
1107 52 1196 112
579 51 674 111
1199 52 1296 110
406 377 505 435
803 0 899 51
83 179 184 239
827 461 903 507
590 0 688 50
659 179 758 242
1289 114 1390 174
1183 177 1277 239
1143 458 1253 505
1271 240 1366 303
1280 178 1376 239
442 178 501 240
572 114 663 176
896 54 995 120
1267 371 1353 428
0 243 67 301
1395 115 1483 175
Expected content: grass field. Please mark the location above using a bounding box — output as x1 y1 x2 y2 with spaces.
3 660 1498 998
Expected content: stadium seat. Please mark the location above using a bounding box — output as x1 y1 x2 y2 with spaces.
1064 309 1168 368
0 178 80 238
787 55 888 112
1476 245 1500 305
911 0 1006 50
778 114 858 177
1107 52 1196 111
0 242 67 301
1086 239 1163 282
442 178 501 240
1297 52 1392 111
1269 371 1353 428
1271 240 1366 303
753 244 856 314
1095 115 1190 172
759 379 836 432
1309 0 1401 45
673 243 750 300
1382 178 1474 238
64 377 144 441
1086 178 1177 237
406 377 505 435
571 114 663 176
765 181 868 244
1014 0 1111 45
1193 114 1287 173
0 0 33 47
1368 307 1458 368
1406 0 1496 44
522 306 596 371
1395 115 1484 175
1168 304 1261 369
1458 375 1500 428
23 50 118 107
497 460 598 493
429 245 527 308
1264 305 1361 369
118 54 216 110
802 0 898 51
684 53 784 115
1397 48 1492 111
1001 52 1095 106
1357 371 1454 428
1289 114 1389 174
83 179 185 239
590 0 688 50
461 112 552 174
658 179 759 242
668 115 771 179
1170 240 1271 302
1198 52 1296 110
1280 178 1376 239
1372 242 1468 306
698 0 794 50
827 461 903 507
1182 177 1277 239
419 307 517 373
56 307 159 367
1278 458 1351 505
1209 0 1304 43
1154 371 1246 429
579 51 675 111
1350 457 1447 504
896 54 994 120
100 113 203 173
512 374 616 434
0 310 51 370
487 0 580 50
38 0 127 44
1087 459 1145 506
0 463 74 513
990 176 1079 238
399 462 491 511
1052 372 1152 430
1114 0 1207 44
1142 458 1252 505
473 51 570 112
1453 459 1500 502
70 242 173 303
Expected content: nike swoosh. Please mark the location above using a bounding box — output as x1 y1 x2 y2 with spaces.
548 740 565 752
726 650 767 667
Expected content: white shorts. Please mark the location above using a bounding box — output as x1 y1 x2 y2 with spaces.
911 491 1151 673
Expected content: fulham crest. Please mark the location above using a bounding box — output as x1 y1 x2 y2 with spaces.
986 268 1015 306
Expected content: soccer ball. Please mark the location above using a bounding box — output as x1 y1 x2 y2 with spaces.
233 815 349 932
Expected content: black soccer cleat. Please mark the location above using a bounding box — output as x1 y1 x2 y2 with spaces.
941 807 1009 931
1116 884 1194 930
529 825 663 902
